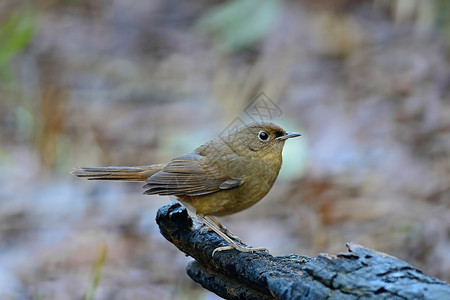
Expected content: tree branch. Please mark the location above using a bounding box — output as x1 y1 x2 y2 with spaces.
156 202 450 300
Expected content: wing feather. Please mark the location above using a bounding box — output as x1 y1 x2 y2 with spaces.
143 152 242 196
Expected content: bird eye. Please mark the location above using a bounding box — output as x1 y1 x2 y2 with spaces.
258 131 269 141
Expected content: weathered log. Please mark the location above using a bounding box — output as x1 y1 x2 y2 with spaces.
156 202 450 300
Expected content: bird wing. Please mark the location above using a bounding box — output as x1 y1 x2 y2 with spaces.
143 152 242 196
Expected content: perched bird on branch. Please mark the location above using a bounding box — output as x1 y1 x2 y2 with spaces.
73 122 300 255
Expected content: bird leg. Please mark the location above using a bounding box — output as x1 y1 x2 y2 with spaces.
200 215 242 242
197 214 268 257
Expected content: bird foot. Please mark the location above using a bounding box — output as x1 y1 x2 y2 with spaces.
196 214 268 257
212 244 269 257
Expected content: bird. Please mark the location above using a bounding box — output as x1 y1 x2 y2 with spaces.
72 122 301 255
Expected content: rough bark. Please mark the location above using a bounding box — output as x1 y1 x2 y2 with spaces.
156 202 450 300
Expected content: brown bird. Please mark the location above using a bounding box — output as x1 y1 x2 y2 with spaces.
72 122 301 255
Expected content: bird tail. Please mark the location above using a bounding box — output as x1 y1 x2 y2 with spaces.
71 164 165 182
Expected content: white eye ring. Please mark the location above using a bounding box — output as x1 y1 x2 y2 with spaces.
258 131 269 141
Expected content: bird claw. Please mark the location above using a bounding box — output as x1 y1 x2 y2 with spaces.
212 246 234 256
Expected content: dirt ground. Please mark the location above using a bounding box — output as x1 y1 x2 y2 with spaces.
1 1 449 299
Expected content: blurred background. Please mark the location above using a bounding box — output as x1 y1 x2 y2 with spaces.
1 0 450 299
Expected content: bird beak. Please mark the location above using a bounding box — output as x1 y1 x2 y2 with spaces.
276 132 301 141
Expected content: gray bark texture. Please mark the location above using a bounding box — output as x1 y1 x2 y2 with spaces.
156 202 450 300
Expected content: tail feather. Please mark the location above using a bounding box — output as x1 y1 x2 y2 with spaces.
72 164 165 181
